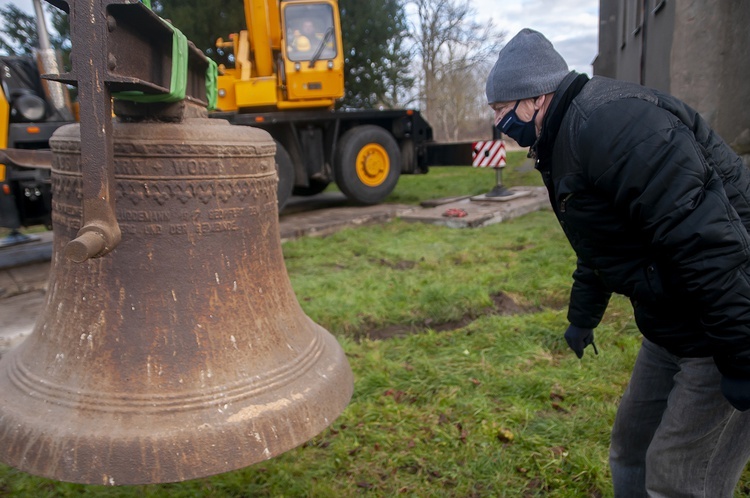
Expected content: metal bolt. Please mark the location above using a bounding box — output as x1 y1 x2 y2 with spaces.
65 230 107 263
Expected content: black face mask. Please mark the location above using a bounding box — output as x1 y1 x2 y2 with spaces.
496 100 539 147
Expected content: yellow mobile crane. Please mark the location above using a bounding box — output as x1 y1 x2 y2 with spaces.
212 0 462 209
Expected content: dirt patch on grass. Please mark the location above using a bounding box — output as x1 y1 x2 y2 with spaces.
358 291 541 341
373 258 420 270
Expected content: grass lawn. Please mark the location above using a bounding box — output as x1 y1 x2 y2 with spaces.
2 151 749 496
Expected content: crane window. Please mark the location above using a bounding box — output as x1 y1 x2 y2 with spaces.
285 4 337 62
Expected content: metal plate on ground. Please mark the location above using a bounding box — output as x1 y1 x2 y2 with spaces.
400 187 550 229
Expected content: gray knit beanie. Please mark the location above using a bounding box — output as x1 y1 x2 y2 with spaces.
486 28 570 103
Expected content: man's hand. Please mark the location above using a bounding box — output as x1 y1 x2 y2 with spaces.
720 376 750 411
564 325 598 359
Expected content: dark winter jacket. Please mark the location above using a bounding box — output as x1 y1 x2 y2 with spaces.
535 71 750 378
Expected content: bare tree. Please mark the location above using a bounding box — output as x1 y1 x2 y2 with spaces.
431 51 496 140
409 0 505 141
0 5 39 56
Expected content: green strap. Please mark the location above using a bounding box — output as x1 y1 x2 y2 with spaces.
113 22 188 103
205 58 218 110
113 5 218 108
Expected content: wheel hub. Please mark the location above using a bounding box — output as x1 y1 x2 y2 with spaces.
356 143 389 186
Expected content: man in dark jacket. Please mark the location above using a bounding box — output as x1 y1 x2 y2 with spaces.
486 28 750 497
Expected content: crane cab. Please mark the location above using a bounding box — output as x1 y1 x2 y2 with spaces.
280 1 344 106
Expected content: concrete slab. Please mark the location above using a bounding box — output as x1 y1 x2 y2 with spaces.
0 230 53 270
281 191 350 213
279 203 416 242
470 190 532 202
0 290 45 358
0 231 41 248
401 186 550 228
419 195 472 208
0 261 50 298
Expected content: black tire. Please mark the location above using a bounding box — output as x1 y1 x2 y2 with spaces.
292 179 330 196
334 125 401 204
275 141 294 211
400 139 416 174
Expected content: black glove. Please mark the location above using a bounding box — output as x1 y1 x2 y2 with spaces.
720 376 750 411
564 325 598 359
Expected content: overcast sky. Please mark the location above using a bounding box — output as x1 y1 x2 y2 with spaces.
472 0 599 75
1 0 600 75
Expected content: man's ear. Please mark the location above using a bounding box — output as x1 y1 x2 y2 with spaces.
533 94 546 110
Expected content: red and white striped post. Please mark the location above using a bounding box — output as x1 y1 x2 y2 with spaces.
472 140 506 167
471 140 512 197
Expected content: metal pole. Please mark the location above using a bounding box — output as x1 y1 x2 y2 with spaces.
32 0 51 50
32 0 73 121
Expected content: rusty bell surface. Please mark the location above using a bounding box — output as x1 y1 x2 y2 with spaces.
0 117 353 485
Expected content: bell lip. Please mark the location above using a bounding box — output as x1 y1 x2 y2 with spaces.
0 329 353 485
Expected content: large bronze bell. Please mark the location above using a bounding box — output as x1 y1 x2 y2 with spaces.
0 116 353 485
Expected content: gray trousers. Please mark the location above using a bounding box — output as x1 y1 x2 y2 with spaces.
610 339 750 497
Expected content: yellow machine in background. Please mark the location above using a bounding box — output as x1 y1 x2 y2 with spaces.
0 85 8 150
0 1 75 242
210 0 450 209
217 0 344 111
0 56 73 240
